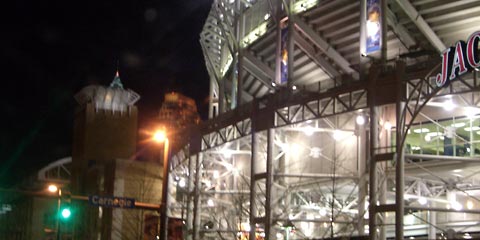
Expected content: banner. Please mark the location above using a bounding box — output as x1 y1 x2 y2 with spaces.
280 21 289 85
366 0 381 54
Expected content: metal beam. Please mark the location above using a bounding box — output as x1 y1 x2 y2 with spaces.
294 34 340 79
293 16 359 80
201 41 221 86
203 23 225 41
395 0 446 52
386 8 416 49
418 0 479 15
243 51 275 89
225 75 254 102
212 4 237 53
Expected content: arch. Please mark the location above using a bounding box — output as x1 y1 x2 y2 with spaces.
37 157 72 183
400 63 480 151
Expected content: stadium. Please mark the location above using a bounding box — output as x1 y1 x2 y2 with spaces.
165 0 480 239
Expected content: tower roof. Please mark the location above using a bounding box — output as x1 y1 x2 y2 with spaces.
110 70 124 89
74 70 140 112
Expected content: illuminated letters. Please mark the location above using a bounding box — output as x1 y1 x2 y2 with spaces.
436 31 480 87
436 47 452 87
449 41 468 80
467 31 480 68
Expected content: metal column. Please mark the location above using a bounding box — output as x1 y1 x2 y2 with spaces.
265 128 274 239
395 101 405 240
192 153 203 240
185 154 195 240
249 127 257 240
219 76 226 113
380 0 387 64
395 61 406 240
357 119 367 236
428 210 436 239
369 106 378 240
236 0 245 107
286 0 295 89
359 0 368 76
368 65 379 239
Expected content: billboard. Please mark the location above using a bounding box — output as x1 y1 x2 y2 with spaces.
366 0 381 54
279 20 289 85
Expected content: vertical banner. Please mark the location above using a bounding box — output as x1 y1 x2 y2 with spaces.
366 0 381 54
279 20 289 85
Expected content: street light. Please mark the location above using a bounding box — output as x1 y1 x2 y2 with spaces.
153 130 167 143
47 184 62 240
153 129 170 240
48 184 58 193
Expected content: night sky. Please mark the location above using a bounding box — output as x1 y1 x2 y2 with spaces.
0 0 213 186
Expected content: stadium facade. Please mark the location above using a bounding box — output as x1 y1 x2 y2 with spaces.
165 0 480 239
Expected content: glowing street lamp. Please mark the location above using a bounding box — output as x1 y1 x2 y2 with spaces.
153 130 167 143
48 184 58 193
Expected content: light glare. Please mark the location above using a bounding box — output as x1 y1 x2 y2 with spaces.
384 121 392 130
452 201 462 211
333 130 342 140
61 208 71 218
303 126 314 136
467 200 474 210
48 185 58 193
356 115 365 125
443 99 455 111
153 130 166 142
178 179 186 188
418 197 427 205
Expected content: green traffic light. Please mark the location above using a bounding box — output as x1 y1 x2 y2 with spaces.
61 208 71 219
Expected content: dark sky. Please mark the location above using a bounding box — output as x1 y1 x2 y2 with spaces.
0 0 213 186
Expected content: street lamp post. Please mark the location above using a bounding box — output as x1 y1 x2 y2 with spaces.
48 184 61 240
154 130 170 240
56 188 62 240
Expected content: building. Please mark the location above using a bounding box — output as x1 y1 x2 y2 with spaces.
157 92 201 149
159 92 201 130
164 1 480 240
72 71 163 240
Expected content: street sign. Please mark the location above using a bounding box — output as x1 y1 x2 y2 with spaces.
88 195 135 209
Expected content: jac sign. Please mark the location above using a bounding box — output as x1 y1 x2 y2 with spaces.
89 195 135 209
436 31 480 87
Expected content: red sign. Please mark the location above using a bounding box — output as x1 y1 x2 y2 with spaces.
436 31 480 87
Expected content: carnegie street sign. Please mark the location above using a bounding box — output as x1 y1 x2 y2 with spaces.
88 195 135 209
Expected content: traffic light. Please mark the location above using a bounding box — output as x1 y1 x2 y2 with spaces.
59 189 72 221
58 203 73 221
61 207 71 219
